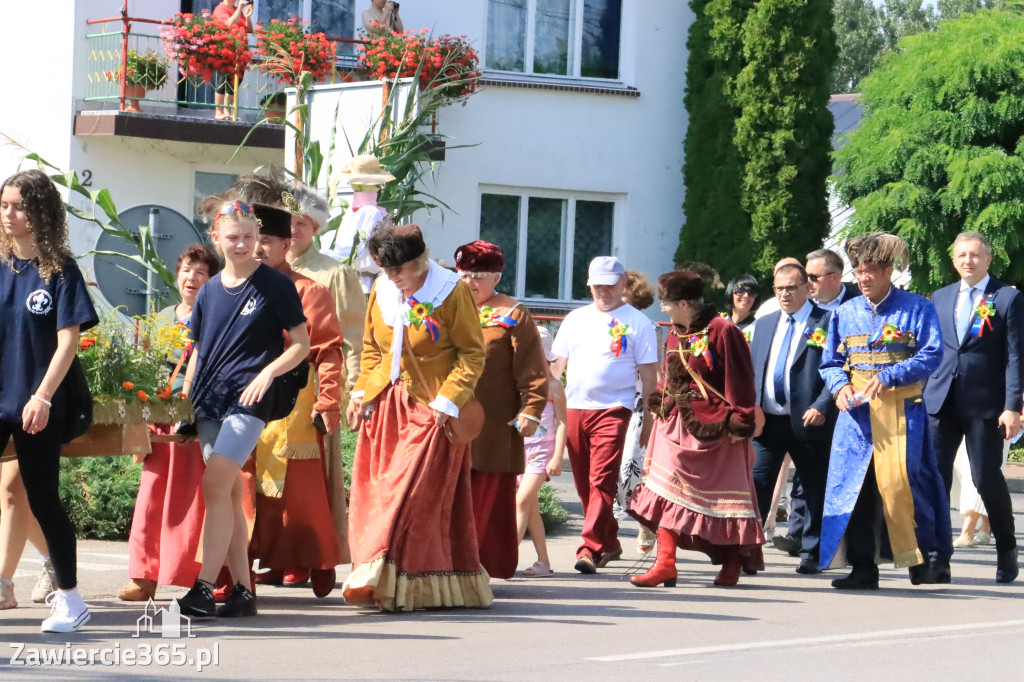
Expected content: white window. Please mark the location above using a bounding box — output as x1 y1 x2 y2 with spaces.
486 0 622 79
480 191 616 302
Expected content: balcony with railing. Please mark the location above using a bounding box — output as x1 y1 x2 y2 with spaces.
75 4 362 149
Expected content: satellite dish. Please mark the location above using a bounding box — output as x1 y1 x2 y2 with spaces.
93 205 207 317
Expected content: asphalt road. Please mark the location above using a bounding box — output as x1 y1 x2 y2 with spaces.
0 474 1021 680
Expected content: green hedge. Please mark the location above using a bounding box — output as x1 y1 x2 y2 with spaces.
59 457 142 541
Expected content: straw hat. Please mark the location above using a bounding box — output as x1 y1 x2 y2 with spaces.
336 155 396 187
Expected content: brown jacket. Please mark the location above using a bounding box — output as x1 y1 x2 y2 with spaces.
355 279 485 409
471 297 549 474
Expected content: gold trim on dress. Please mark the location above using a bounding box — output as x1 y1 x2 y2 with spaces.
847 349 914 365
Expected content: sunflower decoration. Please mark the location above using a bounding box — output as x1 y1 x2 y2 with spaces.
478 305 496 327
805 327 828 349
687 333 714 369
973 295 996 337
869 323 907 346
608 319 630 357
406 296 441 341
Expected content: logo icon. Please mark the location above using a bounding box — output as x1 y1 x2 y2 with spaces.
134 598 195 638
26 290 53 315
240 298 257 316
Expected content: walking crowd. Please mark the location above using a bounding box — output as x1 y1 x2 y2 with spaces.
0 164 1019 634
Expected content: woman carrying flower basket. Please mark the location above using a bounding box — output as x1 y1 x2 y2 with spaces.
0 170 99 633
118 245 220 602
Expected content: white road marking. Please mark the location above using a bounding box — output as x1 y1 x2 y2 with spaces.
589 619 1024 662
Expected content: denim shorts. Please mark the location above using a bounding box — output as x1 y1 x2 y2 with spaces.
197 414 265 466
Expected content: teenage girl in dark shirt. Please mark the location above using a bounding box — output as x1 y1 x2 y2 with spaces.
0 170 98 633
176 202 309 618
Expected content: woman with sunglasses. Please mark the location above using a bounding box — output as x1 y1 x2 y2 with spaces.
176 201 309 619
0 170 98 632
724 274 761 335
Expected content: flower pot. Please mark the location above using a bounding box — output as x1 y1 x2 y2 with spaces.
123 84 146 113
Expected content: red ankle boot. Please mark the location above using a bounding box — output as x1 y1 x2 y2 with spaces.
630 528 679 588
714 548 741 586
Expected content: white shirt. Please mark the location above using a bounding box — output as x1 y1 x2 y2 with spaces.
956 274 990 327
552 303 658 410
763 300 813 416
814 284 853 312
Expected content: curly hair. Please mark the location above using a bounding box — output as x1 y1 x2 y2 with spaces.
176 244 221 277
622 270 654 310
1 169 73 282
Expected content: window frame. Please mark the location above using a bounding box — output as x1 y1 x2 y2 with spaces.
483 0 623 82
253 0 355 39
479 186 623 304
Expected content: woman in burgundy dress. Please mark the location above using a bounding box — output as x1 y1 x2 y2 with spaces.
629 270 764 587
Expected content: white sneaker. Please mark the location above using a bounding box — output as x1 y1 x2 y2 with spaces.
32 561 56 604
975 531 992 546
41 589 90 633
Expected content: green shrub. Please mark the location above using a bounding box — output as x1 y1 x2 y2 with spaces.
538 483 568 533
59 457 141 541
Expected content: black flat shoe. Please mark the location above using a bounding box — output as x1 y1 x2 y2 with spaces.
795 559 819 575
909 562 939 585
177 581 216 618
831 567 879 590
216 583 257 618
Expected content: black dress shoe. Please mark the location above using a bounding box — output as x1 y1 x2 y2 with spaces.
795 559 819 575
831 567 879 590
772 535 801 557
932 559 952 584
996 547 1019 584
908 562 939 585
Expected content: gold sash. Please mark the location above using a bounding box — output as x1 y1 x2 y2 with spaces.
850 371 925 568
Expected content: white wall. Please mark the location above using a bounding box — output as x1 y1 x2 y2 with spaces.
304 1 691 302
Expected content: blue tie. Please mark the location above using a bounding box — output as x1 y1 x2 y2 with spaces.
773 315 795 408
956 286 976 342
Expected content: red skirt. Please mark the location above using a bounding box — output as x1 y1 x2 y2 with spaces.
471 470 519 580
127 425 205 587
629 412 765 573
342 382 492 611
251 457 342 570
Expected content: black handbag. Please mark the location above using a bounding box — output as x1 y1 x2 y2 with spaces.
60 356 93 443
263 361 310 422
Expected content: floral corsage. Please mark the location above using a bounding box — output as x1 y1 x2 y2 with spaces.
805 327 827 349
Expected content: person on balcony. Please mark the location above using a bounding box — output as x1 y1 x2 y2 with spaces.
211 0 254 120
362 0 403 36
0 170 99 632
119 245 220 603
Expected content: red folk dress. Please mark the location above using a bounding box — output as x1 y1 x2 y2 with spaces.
629 308 765 573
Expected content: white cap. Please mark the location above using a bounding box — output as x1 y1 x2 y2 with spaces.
587 256 625 286
536 326 556 362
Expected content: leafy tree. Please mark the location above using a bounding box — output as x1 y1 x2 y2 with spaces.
731 0 837 276
833 9 1024 292
677 0 753 278
937 0 1007 21
832 0 885 93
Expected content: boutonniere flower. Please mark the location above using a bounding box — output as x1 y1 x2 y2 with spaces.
868 323 907 346
688 333 714 369
608 319 630 357
805 327 827 349
972 294 996 338
478 305 517 328
406 296 441 341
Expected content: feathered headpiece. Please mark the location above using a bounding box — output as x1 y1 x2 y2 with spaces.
845 232 909 271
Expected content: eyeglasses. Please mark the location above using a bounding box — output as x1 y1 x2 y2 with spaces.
806 272 837 282
733 288 756 297
773 284 805 294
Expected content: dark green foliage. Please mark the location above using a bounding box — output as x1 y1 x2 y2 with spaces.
732 0 837 276
678 0 753 279
832 0 886 93
59 457 142 541
833 10 1024 291
537 483 569 533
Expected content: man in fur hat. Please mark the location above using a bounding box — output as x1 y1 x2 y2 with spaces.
818 232 952 589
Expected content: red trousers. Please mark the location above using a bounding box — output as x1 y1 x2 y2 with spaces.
471 470 519 579
567 407 631 559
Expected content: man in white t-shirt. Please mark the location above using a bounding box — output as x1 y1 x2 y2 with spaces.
552 257 659 574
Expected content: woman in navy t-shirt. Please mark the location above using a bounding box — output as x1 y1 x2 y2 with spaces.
176 201 308 619
0 170 98 633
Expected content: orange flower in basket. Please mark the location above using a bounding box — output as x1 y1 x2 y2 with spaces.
80 337 96 350
122 381 135 390
137 390 149 402
155 386 174 400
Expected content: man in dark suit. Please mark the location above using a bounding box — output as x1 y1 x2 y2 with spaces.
751 263 836 574
924 231 1022 583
